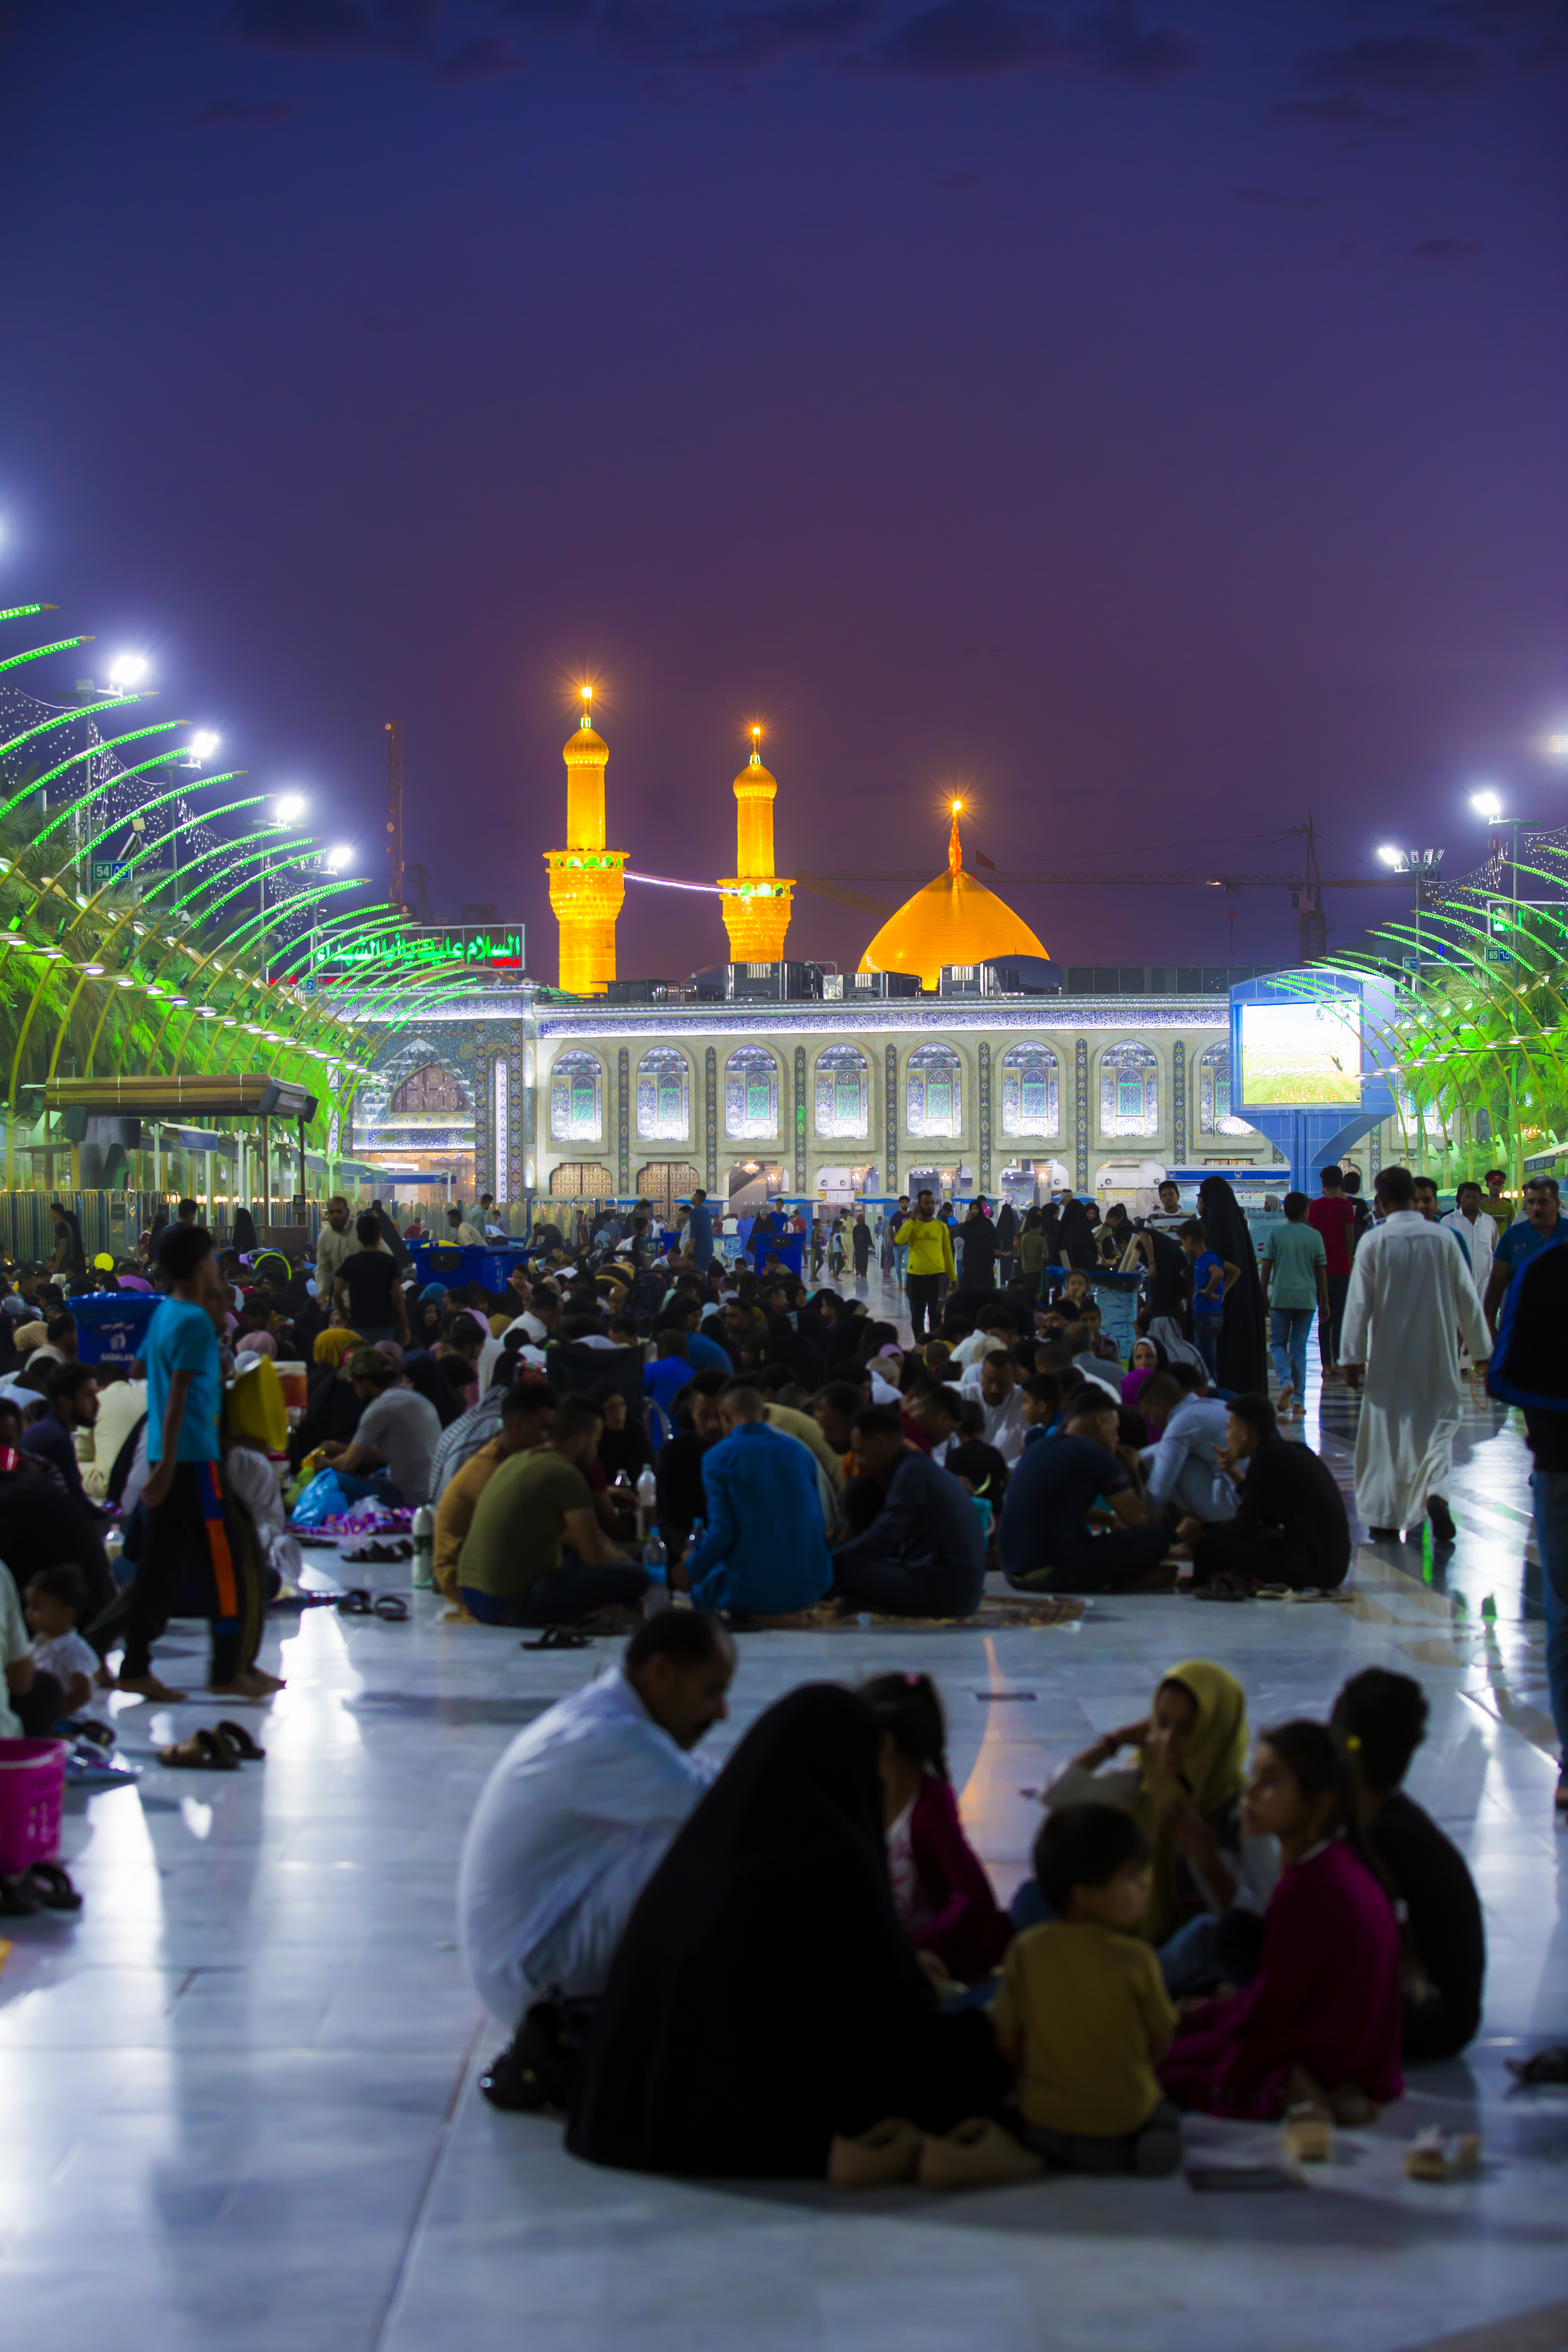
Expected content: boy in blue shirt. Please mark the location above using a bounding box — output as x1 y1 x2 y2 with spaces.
116 1224 275 1705
1179 1219 1236 1385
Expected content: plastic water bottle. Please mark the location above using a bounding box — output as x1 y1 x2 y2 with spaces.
642 1528 668 1583
411 1503 435 1589
635 1464 658 1542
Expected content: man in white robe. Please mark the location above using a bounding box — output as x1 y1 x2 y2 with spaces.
1441 1179 1497 1298
1340 1167 1490 1541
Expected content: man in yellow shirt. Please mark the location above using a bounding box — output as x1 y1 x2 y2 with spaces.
894 1189 955 1344
434 1384 557 1599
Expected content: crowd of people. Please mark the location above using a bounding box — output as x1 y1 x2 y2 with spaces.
461 1620 1485 2184
3 1149 1563 2112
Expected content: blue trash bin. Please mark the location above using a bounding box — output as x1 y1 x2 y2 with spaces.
71 1291 163 1367
408 1242 517 1294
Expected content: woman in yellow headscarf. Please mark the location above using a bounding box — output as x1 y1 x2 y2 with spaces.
1040 1659 1272 1982
312 1326 362 1368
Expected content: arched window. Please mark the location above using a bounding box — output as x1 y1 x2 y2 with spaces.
906 1042 961 1139
637 1047 689 1140
549 1050 603 1142
1100 1040 1157 1137
390 1062 467 1115
814 1044 869 1139
1198 1041 1251 1136
726 1045 779 1138
1000 1042 1060 1138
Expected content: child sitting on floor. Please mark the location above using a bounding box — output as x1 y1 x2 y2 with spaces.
1158 1719 1404 2122
23 1564 97 1719
993 1804 1182 2175
864 1672 1009 1986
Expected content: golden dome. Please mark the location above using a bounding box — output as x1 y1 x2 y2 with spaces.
858 808 1047 989
733 753 777 797
564 721 609 765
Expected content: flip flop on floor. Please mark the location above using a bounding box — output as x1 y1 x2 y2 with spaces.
341 1540 412 1564
23 1860 82 1912
372 1593 409 1621
214 1719 267 1760
1192 1577 1253 1602
1507 2045 1568 2085
520 1624 592 1650
157 1727 241 1771
336 1589 373 1615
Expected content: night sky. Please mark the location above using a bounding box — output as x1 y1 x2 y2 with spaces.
2 0 1564 981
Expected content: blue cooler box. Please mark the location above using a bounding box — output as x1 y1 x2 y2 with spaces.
71 1291 163 1367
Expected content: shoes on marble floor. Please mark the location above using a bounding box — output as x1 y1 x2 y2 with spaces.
1368 1527 1402 1542
479 1997 597 2115
917 2117 1045 2191
1428 1495 1457 1544
1286 2067 1380 2128
827 2118 922 2189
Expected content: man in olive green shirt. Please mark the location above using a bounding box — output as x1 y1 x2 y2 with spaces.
457 1394 649 1628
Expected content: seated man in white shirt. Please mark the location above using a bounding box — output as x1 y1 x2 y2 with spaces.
460 1610 737 2109
1138 1365 1238 1525
957 1347 1030 1466
947 1306 1018 1372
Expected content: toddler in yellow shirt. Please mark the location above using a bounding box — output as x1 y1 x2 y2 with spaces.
993 1804 1182 2175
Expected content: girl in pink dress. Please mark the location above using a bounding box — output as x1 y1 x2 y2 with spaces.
1159 1719 1404 2119
865 1672 1009 1985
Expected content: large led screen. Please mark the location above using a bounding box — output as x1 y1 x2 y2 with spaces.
1238 996 1362 1108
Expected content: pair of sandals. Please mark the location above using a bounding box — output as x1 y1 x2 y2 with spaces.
340 1539 412 1564
520 1624 594 1651
336 1589 409 1620
0 1860 82 1915
156 1722 267 1771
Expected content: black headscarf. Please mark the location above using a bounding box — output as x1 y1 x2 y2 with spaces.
592 1378 652 1481
567 1684 1006 2179
994 1201 1017 1250
1198 1174 1268 1392
232 1205 258 1253
1055 1200 1097 1269
405 1350 462 1428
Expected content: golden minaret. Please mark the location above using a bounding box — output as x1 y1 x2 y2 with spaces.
718 726 793 962
544 688 626 995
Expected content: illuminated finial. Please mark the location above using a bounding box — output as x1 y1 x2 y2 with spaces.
579 684 593 730
948 800 963 875
749 724 763 766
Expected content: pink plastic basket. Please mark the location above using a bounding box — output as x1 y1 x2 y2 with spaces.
0 1737 67 1874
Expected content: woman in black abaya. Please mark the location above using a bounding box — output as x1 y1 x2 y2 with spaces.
1197 1174 1268 1393
567 1684 1007 2179
1054 1199 1098 1272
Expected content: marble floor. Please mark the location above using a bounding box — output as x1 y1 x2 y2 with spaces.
3 1287 1567 2352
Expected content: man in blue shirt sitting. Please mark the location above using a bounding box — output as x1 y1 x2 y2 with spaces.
675 1385 831 1620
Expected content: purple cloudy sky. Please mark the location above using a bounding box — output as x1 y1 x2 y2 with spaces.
1 0 1564 980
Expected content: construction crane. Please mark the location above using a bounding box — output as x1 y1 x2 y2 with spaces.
797 823 1399 963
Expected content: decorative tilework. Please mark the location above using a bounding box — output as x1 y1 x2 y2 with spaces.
978 1042 992 1194
1074 1038 1089 1193
617 1047 630 1194
1370 1123 1383 1180
704 1047 717 1193
1173 1039 1187 1165
794 1045 806 1194
885 1044 898 1197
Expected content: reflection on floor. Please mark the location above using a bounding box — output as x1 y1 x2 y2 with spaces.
2 1272 1565 2352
